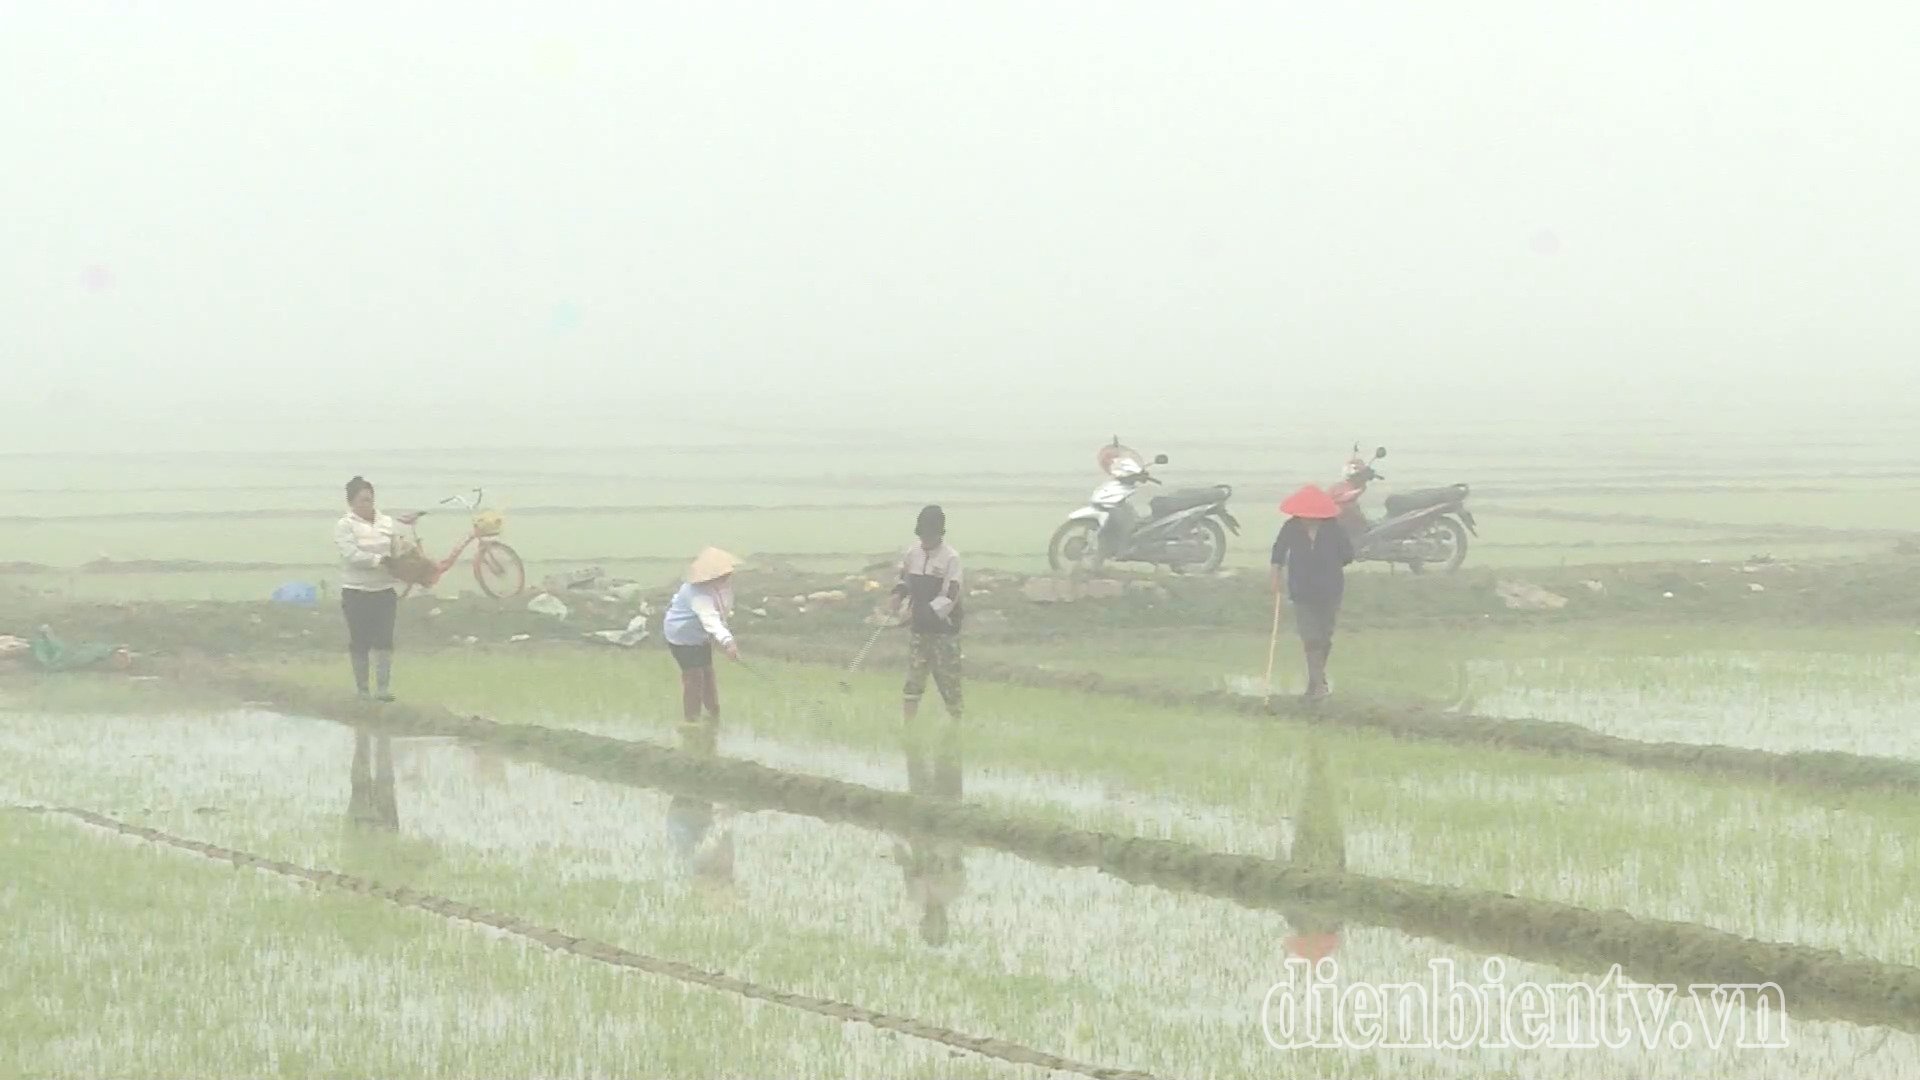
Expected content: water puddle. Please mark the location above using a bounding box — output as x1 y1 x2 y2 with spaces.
3 707 1916 1078
434 701 1920 968
1469 653 1920 759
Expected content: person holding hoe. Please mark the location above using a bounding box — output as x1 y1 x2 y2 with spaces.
889 505 964 722
663 547 741 731
1271 485 1354 701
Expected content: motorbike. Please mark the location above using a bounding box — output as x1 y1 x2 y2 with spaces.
1330 445 1476 573
1047 439 1240 574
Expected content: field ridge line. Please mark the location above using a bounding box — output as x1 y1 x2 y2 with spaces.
208 675 1920 1032
14 804 1173 1080
749 638 1920 796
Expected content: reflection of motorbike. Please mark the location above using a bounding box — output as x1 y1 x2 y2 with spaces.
1330 445 1476 573
1048 438 1240 574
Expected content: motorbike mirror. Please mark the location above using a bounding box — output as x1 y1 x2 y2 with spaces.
1153 454 1169 465
1373 446 1387 459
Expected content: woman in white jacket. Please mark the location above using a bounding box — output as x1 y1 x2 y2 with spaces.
333 476 405 700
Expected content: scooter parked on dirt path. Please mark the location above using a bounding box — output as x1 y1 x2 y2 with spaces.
1047 438 1240 574
1330 446 1477 573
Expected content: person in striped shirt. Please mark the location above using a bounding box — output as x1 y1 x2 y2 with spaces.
889 506 964 722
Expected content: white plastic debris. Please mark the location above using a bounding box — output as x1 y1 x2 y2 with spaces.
508 633 532 643
588 614 650 647
526 593 570 620
1495 580 1569 611
1662 591 1675 599
1747 582 1766 593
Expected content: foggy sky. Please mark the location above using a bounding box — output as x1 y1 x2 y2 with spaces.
4 3 1916 453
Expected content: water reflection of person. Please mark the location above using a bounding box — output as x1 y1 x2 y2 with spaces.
347 729 399 832
892 719 966 946
1283 736 1346 967
668 719 736 894
340 728 443 883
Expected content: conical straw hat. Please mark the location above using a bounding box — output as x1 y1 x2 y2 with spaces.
1279 485 1340 520
686 547 741 584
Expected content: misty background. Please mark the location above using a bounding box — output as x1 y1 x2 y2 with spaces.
3 2 1915 456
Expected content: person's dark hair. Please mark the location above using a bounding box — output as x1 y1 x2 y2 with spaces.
345 476 374 501
915 504 945 541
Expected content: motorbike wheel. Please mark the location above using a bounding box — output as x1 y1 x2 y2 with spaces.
1407 517 1470 575
1047 520 1103 574
1171 518 1228 575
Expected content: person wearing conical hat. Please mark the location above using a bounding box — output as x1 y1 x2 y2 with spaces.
1271 486 1353 701
662 547 740 728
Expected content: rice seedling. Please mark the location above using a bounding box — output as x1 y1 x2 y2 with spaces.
5 706 1915 1079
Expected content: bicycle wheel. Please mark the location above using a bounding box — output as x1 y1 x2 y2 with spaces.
474 541 526 598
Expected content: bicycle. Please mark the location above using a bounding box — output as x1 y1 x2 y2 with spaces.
394 488 526 599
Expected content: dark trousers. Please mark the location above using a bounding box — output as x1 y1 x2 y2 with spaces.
341 587 398 655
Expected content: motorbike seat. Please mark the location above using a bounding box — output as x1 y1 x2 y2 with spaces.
1383 484 1469 517
1149 485 1230 519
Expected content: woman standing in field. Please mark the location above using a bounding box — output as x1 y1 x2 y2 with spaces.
1270 485 1354 701
333 476 404 701
663 547 741 729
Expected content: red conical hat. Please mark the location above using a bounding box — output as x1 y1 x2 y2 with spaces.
1279 485 1339 520
1286 931 1342 964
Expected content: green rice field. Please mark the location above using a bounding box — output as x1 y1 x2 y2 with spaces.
3 437 1918 1077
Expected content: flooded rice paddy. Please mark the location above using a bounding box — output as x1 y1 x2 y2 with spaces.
4 699 1917 1078
1469 651 1920 760
270 650 1920 967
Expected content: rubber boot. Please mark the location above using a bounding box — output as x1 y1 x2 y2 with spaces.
1304 644 1330 701
372 650 394 702
677 720 717 756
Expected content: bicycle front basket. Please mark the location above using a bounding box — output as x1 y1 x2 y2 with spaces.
473 509 504 537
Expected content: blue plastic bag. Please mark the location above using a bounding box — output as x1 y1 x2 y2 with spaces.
271 581 319 605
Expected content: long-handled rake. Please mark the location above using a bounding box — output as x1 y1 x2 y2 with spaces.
838 619 895 691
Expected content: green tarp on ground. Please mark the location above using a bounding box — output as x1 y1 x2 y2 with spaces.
29 627 121 672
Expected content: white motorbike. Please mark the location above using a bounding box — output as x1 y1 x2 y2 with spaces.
1047 440 1240 574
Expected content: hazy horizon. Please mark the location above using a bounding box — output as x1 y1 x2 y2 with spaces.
5 3 1916 454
